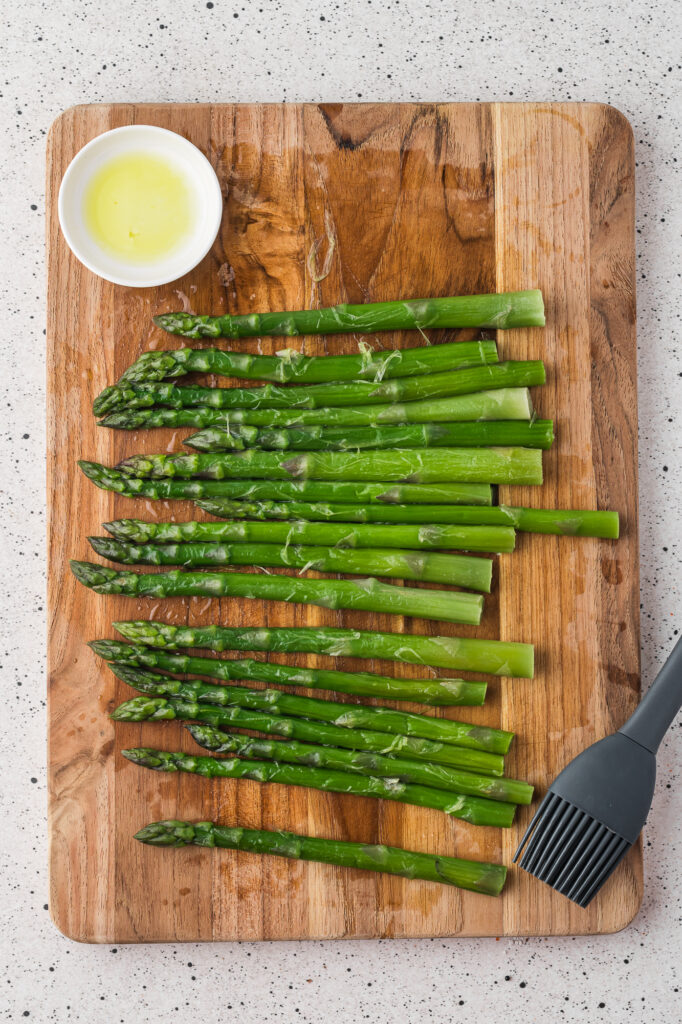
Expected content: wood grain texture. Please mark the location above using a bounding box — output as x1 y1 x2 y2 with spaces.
46 102 639 941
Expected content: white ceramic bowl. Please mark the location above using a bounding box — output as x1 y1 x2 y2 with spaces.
57 124 223 287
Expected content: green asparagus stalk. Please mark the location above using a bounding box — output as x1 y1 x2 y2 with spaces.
109 664 511 751
103 517 516 553
185 723 533 803
117 447 544 486
97 387 533 429
135 820 508 895
103 338 499 397
183 419 555 453
122 746 516 827
112 620 535 677
79 460 493 505
70 561 484 625
197 498 478 523
88 537 494 591
196 499 619 537
153 290 545 338
109 361 548 412
90 638 487 706
498 506 621 538
113 694 504 775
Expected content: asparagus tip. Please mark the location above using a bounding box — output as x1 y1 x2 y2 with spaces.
134 820 197 846
88 639 118 658
111 697 168 721
122 747 167 767
70 559 116 587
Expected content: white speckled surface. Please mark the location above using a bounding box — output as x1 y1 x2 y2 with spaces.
1 0 681 1020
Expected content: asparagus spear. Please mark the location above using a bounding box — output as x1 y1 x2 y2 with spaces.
97 387 533 429
197 497 478 523
103 338 499 396
185 723 533 803
109 664 512 751
153 290 545 338
70 561 484 625
103 517 516 553
135 820 508 895
79 460 493 505
90 638 487 706
195 499 620 537
109 361 548 412
122 747 516 827
88 537 494 591
112 621 535 677
117 447 544 486
183 419 555 453
113 694 504 774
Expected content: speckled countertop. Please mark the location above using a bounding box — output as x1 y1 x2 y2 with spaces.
1 1 681 1021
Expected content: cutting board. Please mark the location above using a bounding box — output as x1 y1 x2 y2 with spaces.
47 102 639 942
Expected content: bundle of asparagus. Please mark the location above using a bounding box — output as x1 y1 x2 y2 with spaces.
79 460 495 506
88 536 496 589
110 619 536 676
102 517 517 552
109 664 514 751
75 288 623 897
112 693 505 775
90 638 488 705
108 663 530 827
101 360 547 414
123 746 517 828
185 724 533 803
97 387 534 428
110 669 528 827
96 336 500 405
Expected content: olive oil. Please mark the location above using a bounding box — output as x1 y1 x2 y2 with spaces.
84 152 193 263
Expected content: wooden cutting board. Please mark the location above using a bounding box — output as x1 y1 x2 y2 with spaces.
47 102 639 941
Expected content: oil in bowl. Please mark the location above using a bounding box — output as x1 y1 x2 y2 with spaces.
84 152 194 264
58 125 223 288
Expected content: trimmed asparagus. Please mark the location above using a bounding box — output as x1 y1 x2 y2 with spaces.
117 447 544 486
109 665 511 752
135 820 508 895
122 746 516 827
110 361 548 412
71 561 485 625
113 621 535 677
153 290 545 338
112 693 504 775
90 638 487 706
183 420 555 453
196 498 619 537
185 723 533 804
103 338 499 396
98 387 533 429
103 517 516 553
79 460 493 505
88 537 494 591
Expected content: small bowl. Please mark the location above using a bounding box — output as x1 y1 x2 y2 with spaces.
58 124 223 288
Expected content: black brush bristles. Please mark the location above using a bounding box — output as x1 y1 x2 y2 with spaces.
514 793 631 907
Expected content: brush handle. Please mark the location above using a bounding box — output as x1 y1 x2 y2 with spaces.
619 633 682 753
